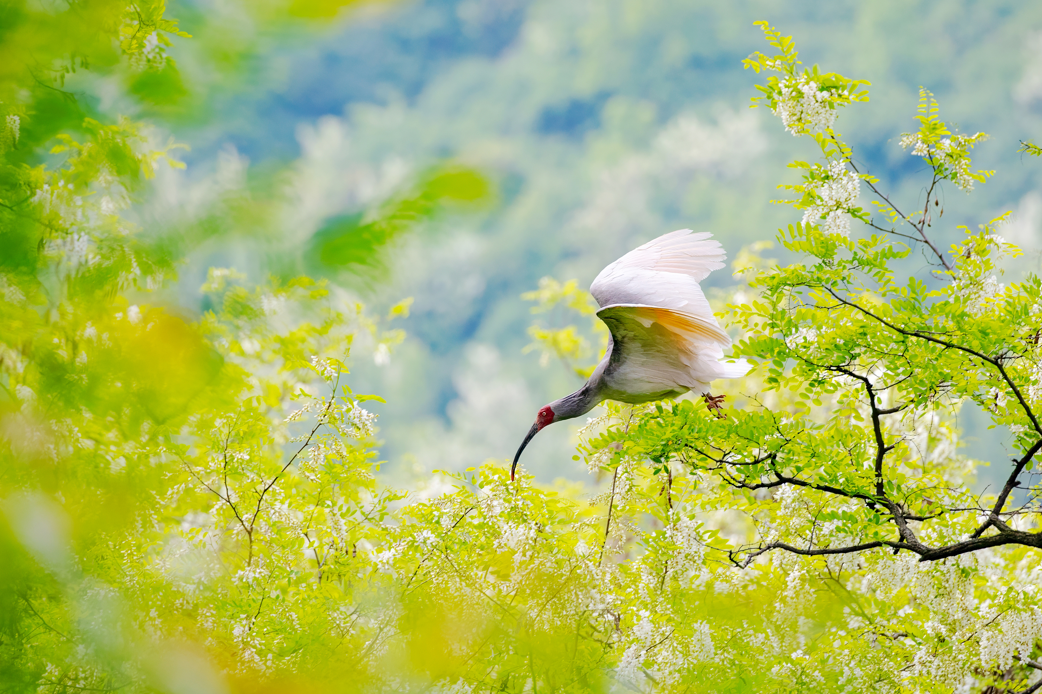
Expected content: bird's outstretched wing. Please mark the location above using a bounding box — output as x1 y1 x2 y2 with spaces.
589 229 725 317
596 304 746 397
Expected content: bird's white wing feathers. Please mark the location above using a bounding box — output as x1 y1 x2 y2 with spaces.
590 229 725 313
589 230 748 397
597 305 748 397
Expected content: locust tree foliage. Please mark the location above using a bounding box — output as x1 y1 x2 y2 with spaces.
4 10 1042 694
567 21 1042 692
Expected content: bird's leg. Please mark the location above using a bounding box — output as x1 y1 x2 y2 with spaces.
702 393 726 419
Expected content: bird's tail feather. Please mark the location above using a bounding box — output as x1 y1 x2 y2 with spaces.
718 358 751 379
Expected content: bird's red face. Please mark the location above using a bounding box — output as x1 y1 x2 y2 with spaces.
536 405 556 431
511 405 558 481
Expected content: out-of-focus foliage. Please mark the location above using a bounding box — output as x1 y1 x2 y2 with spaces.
521 277 607 379
0 1 479 691
6 2 1042 693
311 166 492 283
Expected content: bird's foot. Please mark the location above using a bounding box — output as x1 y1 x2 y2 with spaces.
703 393 726 419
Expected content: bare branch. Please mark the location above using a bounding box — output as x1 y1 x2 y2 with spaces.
731 540 891 569
846 157 951 271
247 370 342 537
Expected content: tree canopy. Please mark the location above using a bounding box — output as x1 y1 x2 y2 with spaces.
2 4 1042 694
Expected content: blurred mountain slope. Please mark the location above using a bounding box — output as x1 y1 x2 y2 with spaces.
159 0 1042 482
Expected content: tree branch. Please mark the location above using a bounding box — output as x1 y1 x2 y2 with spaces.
822 286 1042 437
730 540 891 569
846 156 951 271
247 370 341 540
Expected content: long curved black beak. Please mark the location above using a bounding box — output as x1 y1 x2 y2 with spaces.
511 422 541 481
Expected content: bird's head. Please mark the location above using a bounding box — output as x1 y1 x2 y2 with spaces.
510 405 556 480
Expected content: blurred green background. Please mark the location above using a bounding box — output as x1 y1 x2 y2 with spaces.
135 0 1042 485
6 0 1042 484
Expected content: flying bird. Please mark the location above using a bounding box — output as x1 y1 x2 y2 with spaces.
511 229 749 480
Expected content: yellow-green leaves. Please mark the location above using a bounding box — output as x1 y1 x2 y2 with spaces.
572 24 1042 691
312 165 492 283
1019 140 1042 156
745 22 870 137
900 89 992 192
521 276 607 379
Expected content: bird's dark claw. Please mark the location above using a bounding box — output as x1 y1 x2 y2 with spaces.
703 393 726 419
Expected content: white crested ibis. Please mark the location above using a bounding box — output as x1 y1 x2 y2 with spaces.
511 229 749 480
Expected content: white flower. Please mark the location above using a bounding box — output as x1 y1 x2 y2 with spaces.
665 512 708 581
1029 361 1042 402
978 606 1042 670
800 160 860 237
15 384 35 405
900 131 988 191
772 76 837 135
233 563 266 585
99 196 119 216
309 356 339 381
415 529 438 548
373 343 391 367
497 521 536 551
372 545 400 572
616 610 656 684
901 133 929 157
952 271 1002 315
347 404 376 438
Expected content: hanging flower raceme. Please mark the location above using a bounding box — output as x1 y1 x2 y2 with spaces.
772 75 837 135
743 22 869 139
899 88 992 192
798 160 861 236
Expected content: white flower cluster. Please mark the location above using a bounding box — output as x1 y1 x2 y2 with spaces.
772 76 837 135
978 605 1042 670
583 446 612 475
372 544 400 572
414 529 438 549
99 195 121 216
496 521 536 552
800 160 860 237
616 609 656 684
346 404 376 438
233 561 267 586
951 271 1002 315
309 356 339 381
899 133 930 157
33 179 84 225
616 606 714 687
767 484 809 542
1029 360 1042 403
296 443 325 483
900 131 988 191
284 401 313 423
665 511 707 581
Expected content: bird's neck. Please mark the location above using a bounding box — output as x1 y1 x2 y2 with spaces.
550 380 603 422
